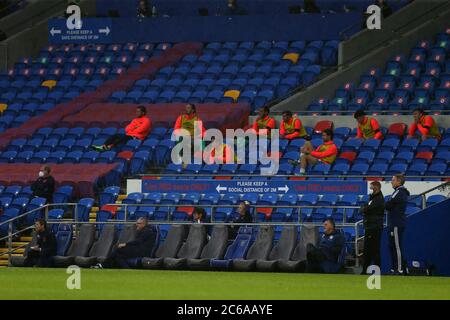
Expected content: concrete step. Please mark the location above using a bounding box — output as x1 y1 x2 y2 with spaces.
91 207 99 212
118 194 127 201
0 254 22 260
20 236 32 242
11 242 28 248
89 219 96 223
0 260 9 266
89 213 97 219
0 248 25 254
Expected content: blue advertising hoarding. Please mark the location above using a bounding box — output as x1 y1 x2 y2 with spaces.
48 18 112 44
142 178 367 195
48 13 361 44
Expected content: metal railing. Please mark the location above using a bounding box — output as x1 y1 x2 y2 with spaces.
0 201 362 267
408 180 450 210
0 203 79 265
137 173 450 180
265 109 450 115
2 182 448 267
353 180 450 261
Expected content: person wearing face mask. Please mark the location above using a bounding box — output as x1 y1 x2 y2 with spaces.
31 165 56 203
359 181 385 274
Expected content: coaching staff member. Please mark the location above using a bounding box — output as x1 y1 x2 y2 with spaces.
360 181 385 274
385 174 409 275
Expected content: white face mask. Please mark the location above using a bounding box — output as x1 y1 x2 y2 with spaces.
38 171 45 177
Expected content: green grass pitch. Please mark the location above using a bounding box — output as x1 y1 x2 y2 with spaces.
0 268 449 300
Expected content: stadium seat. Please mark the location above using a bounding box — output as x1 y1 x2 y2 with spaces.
53 224 95 267
186 225 229 270
142 225 187 269
233 226 274 271
163 225 207 270
278 226 319 272
210 227 253 270
256 226 298 271
74 224 116 268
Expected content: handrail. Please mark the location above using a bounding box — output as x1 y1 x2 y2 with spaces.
407 180 450 209
0 0 25 16
137 173 449 179
265 109 449 115
0 203 79 229
409 181 449 200
0 198 365 267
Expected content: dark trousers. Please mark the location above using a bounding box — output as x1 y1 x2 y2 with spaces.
24 250 54 267
306 243 326 273
388 226 405 273
362 227 382 272
103 246 142 269
104 134 133 148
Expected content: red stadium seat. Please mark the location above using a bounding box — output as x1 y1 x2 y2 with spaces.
338 151 357 164
314 120 334 134
101 204 119 216
415 152 433 163
257 207 273 219
176 207 195 216
387 123 407 138
117 151 134 160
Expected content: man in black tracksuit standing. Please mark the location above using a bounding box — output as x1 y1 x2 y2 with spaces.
385 174 409 275
360 181 385 274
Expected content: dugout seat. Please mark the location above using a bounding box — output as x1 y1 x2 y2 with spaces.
163 224 207 269
74 224 116 268
53 224 95 267
232 226 274 271
278 225 320 272
186 225 229 270
256 226 298 272
141 225 187 269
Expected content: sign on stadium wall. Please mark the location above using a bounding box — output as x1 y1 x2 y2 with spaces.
140 178 367 195
48 18 112 44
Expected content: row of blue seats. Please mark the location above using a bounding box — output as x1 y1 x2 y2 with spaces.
307 33 449 113
163 161 449 178
23 126 450 146
116 191 446 208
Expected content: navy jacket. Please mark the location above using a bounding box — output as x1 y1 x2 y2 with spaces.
36 229 57 256
126 225 158 256
385 186 410 229
318 230 345 263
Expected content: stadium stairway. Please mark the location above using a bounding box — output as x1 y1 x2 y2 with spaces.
0 236 31 267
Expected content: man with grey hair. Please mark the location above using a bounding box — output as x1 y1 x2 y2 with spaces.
385 174 409 275
95 217 157 269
